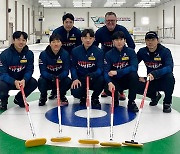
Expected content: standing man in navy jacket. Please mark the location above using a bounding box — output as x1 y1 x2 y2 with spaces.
137 31 175 113
51 13 82 100
0 31 37 111
104 31 139 112
53 13 82 54
95 11 135 100
71 29 104 108
38 34 72 106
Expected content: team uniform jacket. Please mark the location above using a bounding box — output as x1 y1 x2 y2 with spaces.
94 25 135 53
53 26 82 54
137 44 174 79
104 46 138 83
39 45 70 81
0 44 34 85
71 45 104 81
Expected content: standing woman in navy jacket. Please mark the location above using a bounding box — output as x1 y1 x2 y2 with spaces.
38 34 72 106
0 31 37 111
104 31 139 112
71 29 104 108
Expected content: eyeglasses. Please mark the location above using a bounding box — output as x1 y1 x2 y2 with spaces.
105 20 117 23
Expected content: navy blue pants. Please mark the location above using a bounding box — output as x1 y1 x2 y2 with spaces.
38 77 72 98
137 73 175 105
0 77 37 105
71 75 104 100
108 72 139 102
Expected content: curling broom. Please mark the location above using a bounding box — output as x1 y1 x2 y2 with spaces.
51 78 71 142
122 76 150 147
100 88 121 147
20 86 47 147
78 76 99 145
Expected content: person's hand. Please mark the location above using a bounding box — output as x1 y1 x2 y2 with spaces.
148 73 154 81
14 80 22 89
108 82 115 92
71 79 82 89
20 79 25 88
108 71 117 77
15 79 25 89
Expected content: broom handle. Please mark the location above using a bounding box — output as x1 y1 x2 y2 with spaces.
20 86 36 138
110 88 115 141
132 76 150 141
86 76 90 137
56 78 62 134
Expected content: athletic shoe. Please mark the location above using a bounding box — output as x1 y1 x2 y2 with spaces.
60 96 69 106
14 98 27 108
91 99 101 109
39 96 47 106
163 104 171 113
128 101 139 112
48 91 57 100
119 92 126 101
149 92 162 106
0 100 7 111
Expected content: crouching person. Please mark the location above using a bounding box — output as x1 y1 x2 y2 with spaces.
71 29 104 108
0 31 37 111
104 31 139 112
38 34 72 106
137 31 175 113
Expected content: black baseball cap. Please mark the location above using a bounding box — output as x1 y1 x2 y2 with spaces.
145 31 158 39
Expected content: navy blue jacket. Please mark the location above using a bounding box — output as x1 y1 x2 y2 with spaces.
71 45 104 81
39 45 70 81
104 46 138 83
53 26 82 54
94 25 135 53
137 44 174 79
0 44 34 85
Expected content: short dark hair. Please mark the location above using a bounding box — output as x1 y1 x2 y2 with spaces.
81 29 95 37
13 31 28 40
62 13 74 22
105 11 117 18
112 31 125 40
49 34 62 43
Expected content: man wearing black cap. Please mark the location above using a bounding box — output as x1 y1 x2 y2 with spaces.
137 31 175 113
104 31 139 112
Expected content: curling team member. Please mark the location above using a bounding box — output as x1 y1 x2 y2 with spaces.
0 31 37 111
71 29 104 108
94 11 135 100
51 13 82 100
104 31 139 112
38 34 72 106
53 13 82 55
137 31 175 113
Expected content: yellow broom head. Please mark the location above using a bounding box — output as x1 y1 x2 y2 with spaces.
78 139 99 145
25 138 47 147
51 136 71 142
100 141 121 147
122 141 143 147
